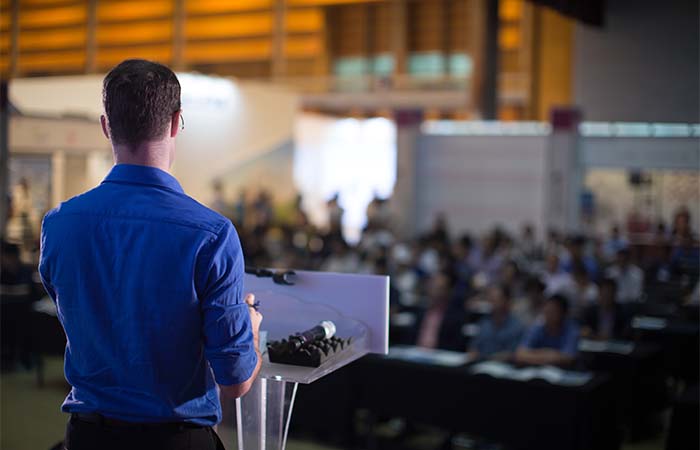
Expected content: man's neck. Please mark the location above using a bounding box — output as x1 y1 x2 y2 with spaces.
113 141 172 172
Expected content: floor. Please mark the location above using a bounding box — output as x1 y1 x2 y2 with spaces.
0 357 666 450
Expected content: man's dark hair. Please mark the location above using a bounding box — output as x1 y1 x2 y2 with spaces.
547 294 569 315
102 59 181 147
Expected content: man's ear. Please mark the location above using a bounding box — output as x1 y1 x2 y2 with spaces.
100 115 110 140
170 110 181 138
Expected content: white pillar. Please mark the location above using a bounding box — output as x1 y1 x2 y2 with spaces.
51 150 66 208
544 108 583 233
391 110 423 238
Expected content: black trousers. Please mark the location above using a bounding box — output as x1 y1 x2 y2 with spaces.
65 415 227 450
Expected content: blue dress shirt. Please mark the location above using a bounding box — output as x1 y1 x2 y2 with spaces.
39 164 257 426
471 314 524 357
520 320 580 357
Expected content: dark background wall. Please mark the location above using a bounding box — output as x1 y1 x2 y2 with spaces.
574 0 700 122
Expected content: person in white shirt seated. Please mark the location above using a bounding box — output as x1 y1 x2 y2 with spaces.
541 252 575 298
570 262 599 320
605 248 644 303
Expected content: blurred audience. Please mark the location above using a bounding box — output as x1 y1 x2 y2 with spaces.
5 179 698 371
580 278 629 341
469 285 524 361
605 248 644 303
515 295 580 367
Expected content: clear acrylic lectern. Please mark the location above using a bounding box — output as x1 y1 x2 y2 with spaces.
234 270 389 450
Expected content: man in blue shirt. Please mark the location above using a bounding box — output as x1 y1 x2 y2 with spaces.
515 294 579 367
39 59 261 450
469 284 524 360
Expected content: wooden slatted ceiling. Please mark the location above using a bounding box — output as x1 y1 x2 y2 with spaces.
185 13 273 40
331 4 369 57
448 0 469 52
408 0 445 52
289 0 383 5
499 0 522 51
184 39 272 63
371 2 391 53
186 0 273 15
0 0 9 75
97 1 173 23
286 9 323 33
96 0 172 70
17 1 86 73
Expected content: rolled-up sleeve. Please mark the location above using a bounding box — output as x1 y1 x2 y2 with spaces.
196 221 258 386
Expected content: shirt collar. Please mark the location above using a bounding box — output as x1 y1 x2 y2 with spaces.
102 164 185 194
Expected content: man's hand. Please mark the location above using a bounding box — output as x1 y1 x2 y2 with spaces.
245 294 263 345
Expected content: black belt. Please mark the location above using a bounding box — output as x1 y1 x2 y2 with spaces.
71 413 205 430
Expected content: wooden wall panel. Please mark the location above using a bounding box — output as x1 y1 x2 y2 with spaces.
0 9 10 30
185 39 272 63
186 14 273 40
97 45 172 68
330 4 369 56
97 22 172 46
371 2 391 53
448 0 468 52
15 2 87 74
285 35 322 58
186 0 272 15
19 4 86 28
0 31 9 54
289 0 382 5
408 0 444 52
19 28 86 51
286 9 323 33
18 50 85 71
97 1 173 23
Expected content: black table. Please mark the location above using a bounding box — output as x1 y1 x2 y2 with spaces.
632 317 700 382
292 351 620 450
666 384 699 450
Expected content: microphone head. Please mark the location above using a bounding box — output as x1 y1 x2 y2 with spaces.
319 320 336 339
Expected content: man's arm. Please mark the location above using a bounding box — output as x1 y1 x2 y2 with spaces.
513 324 575 367
198 222 261 398
220 294 262 398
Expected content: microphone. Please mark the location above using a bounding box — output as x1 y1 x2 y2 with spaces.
290 321 336 350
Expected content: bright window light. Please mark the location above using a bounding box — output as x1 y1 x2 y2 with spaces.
294 114 397 244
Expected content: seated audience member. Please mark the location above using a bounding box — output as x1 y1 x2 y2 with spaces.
602 225 629 262
541 252 575 297
515 295 580 367
605 248 644 303
513 277 546 327
570 262 599 320
471 231 505 287
581 278 629 340
415 269 464 351
561 235 599 280
0 241 33 289
500 260 524 299
453 234 476 292
671 235 700 278
469 285 524 360
517 223 542 264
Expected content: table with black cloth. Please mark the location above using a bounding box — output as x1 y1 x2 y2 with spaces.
291 351 620 450
578 340 668 434
632 316 700 382
666 384 699 450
